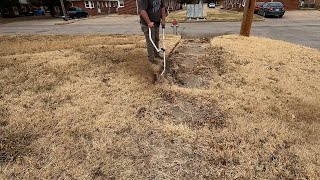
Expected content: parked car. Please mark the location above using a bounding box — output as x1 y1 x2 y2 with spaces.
208 3 216 8
255 2 265 14
67 7 88 19
258 2 285 18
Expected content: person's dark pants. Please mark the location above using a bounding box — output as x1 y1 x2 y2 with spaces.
141 24 160 62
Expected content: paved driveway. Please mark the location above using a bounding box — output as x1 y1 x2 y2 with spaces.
0 10 319 49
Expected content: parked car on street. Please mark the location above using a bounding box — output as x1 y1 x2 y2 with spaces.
258 2 285 18
67 7 88 19
208 3 216 8
255 2 265 14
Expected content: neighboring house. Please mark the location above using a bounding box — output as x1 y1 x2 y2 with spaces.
66 0 181 16
269 0 300 10
66 0 123 15
119 0 181 14
118 0 181 15
301 0 320 8
223 0 300 10
1 0 33 18
117 0 137 14
17 0 33 16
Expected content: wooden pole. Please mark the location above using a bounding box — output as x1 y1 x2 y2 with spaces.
240 0 256 36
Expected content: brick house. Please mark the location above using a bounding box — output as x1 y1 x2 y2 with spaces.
66 0 122 15
17 0 33 15
118 0 181 15
117 0 138 14
1 0 33 18
223 0 300 10
66 0 180 16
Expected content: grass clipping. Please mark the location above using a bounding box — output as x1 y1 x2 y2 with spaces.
0 34 320 179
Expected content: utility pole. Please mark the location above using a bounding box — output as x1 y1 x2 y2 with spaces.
240 0 256 36
60 0 67 21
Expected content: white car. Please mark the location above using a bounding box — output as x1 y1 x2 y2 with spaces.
208 3 216 8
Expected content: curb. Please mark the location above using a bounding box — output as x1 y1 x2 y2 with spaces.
54 18 89 25
54 20 76 25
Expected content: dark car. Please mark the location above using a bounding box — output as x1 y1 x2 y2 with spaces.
255 2 265 14
67 7 88 19
258 2 285 18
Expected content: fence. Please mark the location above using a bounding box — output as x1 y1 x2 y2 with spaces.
186 3 206 19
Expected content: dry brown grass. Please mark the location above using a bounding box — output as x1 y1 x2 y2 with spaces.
0 34 319 179
166 8 263 22
206 9 263 21
209 35 320 178
166 10 187 22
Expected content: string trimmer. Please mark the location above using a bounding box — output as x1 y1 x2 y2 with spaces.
149 27 166 76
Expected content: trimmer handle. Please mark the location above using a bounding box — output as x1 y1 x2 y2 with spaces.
148 27 165 53
148 26 166 76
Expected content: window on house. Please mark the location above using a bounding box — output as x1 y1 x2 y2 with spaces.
119 0 124 7
54 6 60 13
84 1 94 9
84 1 90 8
21 5 27 12
12 6 19 15
3 8 9 14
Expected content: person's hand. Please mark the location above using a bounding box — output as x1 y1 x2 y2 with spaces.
161 20 166 28
148 22 154 28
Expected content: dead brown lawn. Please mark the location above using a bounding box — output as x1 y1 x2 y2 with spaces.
0 34 319 179
166 8 263 22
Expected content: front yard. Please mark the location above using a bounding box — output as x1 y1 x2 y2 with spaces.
0 34 319 179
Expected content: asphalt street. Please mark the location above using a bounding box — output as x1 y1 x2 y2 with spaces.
0 11 319 49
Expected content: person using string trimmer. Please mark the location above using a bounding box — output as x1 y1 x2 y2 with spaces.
138 0 166 82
